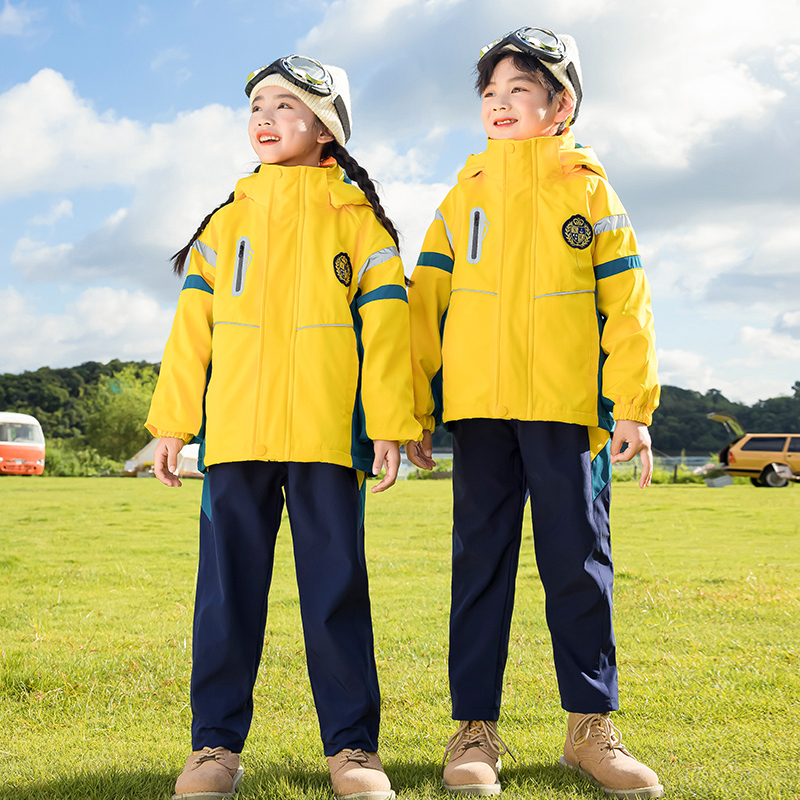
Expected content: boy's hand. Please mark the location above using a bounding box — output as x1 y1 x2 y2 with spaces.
372 440 400 493
405 430 436 471
154 437 185 487
610 420 653 488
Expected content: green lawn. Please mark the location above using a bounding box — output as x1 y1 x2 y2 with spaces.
0 477 798 800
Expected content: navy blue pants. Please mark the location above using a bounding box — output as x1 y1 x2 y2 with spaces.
449 419 618 719
190 461 380 756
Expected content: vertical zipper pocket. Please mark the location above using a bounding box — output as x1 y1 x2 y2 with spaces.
232 236 252 297
466 207 489 264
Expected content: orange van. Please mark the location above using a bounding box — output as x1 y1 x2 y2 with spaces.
709 412 800 487
0 412 46 475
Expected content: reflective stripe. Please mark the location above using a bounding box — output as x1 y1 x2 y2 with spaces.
356 285 408 308
192 240 217 268
212 321 260 329
533 290 594 299
451 288 498 297
182 275 213 294
594 214 631 235
595 254 643 280
417 252 454 274
435 209 454 253
296 324 354 331
357 246 399 285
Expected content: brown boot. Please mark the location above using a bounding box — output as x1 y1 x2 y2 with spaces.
173 746 243 799
326 748 395 800
560 712 664 798
442 720 511 795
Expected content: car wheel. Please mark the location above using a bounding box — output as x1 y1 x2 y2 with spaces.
760 466 789 488
750 477 765 487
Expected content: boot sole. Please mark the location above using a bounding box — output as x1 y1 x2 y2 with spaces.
172 766 244 800
442 779 501 796
559 757 664 799
337 792 396 800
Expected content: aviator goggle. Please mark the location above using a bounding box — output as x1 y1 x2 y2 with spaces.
246 55 335 98
479 27 566 63
245 55 351 143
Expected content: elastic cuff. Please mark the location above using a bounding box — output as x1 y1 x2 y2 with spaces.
613 406 653 425
156 430 194 443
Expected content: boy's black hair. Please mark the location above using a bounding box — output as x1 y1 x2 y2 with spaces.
476 50 568 134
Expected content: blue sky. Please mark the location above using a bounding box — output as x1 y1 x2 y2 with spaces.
1 0 799 404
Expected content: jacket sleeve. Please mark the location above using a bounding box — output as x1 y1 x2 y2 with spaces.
352 214 423 445
145 227 218 441
591 180 660 424
408 205 455 432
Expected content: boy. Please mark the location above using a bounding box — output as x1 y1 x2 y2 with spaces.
407 27 662 799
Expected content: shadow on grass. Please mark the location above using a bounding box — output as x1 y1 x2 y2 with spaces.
0 760 610 799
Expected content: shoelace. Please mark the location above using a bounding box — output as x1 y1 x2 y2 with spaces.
194 747 231 766
337 749 372 766
571 713 625 753
442 720 515 768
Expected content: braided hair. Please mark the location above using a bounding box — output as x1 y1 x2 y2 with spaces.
323 141 400 248
170 165 260 276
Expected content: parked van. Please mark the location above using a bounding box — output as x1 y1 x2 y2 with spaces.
0 412 46 475
709 412 800 487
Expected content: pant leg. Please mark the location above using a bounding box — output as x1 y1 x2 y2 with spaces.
284 462 381 756
518 421 618 712
191 461 287 752
449 418 527 721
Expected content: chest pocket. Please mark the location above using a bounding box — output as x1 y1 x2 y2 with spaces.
466 207 490 264
232 236 253 297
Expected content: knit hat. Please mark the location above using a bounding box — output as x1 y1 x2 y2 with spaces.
485 30 583 125
246 60 352 146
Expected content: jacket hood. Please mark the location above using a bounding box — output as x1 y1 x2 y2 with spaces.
457 128 607 183
234 161 370 209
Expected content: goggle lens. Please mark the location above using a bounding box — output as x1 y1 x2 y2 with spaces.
283 56 330 89
518 27 560 53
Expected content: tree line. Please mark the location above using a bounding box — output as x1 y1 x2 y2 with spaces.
1 361 798 470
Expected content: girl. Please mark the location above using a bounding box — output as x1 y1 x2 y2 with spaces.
146 55 421 800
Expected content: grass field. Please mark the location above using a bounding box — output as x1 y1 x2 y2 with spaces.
0 477 798 800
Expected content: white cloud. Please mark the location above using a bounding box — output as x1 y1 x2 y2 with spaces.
0 285 174 372
740 325 800 361
656 346 793 404
0 0 42 36
298 0 800 174
0 70 253 296
30 199 73 226
642 205 800 306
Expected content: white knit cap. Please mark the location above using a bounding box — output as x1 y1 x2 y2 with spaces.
493 32 583 125
248 63 352 146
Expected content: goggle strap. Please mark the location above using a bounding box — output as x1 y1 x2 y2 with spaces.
334 95 351 142
566 62 582 121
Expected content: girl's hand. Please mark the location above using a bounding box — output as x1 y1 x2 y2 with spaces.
154 437 186 487
372 440 400 493
405 429 436 471
610 420 653 488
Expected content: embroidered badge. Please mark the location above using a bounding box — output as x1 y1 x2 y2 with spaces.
333 252 352 287
562 214 594 250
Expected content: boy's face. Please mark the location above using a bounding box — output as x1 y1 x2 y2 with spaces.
248 85 333 167
481 56 571 140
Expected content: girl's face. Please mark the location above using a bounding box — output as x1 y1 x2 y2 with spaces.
481 56 573 140
248 85 333 167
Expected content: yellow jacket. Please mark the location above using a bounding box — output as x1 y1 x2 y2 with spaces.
146 162 421 472
409 131 659 445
